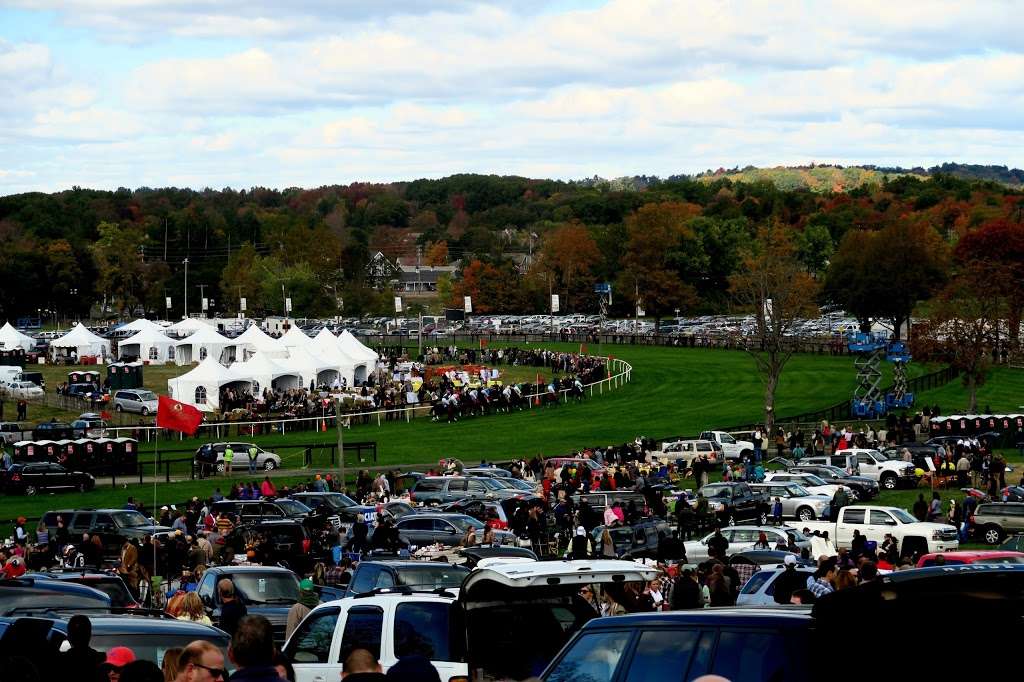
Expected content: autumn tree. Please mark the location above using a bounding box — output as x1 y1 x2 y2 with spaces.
220 242 266 313
955 217 1024 346
424 241 449 266
449 259 526 313
730 224 820 433
824 220 949 338
618 202 702 324
539 222 600 312
90 221 150 316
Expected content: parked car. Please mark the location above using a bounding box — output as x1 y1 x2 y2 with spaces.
762 472 852 498
971 502 1024 544
31 421 75 441
698 482 770 525
211 498 312 524
0 421 28 444
41 509 172 560
197 565 300 644
66 382 107 404
786 464 879 500
195 442 282 472
653 439 722 466
222 519 324 574
384 512 516 548
3 380 43 400
801 505 959 556
436 497 525 529
112 389 159 415
25 571 139 608
70 414 107 438
344 560 470 597
1 462 95 495
683 526 810 562
408 476 522 505
698 430 754 460
591 518 672 559
749 483 831 521
0 575 112 615
811 449 919 490
286 559 658 682
735 565 817 605
915 550 1024 567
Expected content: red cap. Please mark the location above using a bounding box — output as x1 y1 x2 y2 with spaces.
105 647 136 667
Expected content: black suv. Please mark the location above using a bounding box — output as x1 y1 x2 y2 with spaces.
0 575 112 616
222 519 322 574
699 482 770 525
31 421 74 441
345 559 470 596
787 464 879 500
211 498 312 524
25 571 139 607
41 509 171 559
1 462 95 495
196 565 300 644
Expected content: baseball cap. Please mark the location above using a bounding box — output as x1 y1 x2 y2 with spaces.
104 647 136 668
299 578 314 590
575 526 586 537
160 506 169 511
783 554 797 566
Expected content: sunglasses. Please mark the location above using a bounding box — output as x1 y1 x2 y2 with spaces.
193 663 228 679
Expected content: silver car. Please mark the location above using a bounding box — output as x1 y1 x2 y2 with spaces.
683 525 811 562
750 483 832 521
113 389 159 415
206 442 282 472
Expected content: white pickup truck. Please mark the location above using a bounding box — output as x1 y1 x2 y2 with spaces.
801 504 959 556
699 430 754 461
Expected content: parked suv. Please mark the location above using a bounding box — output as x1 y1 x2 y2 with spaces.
32 421 74 441
408 476 522 505
699 482 770 525
195 442 282 473
344 560 469 596
572 491 649 517
814 449 918 490
385 512 516 547
0 421 28 444
197 565 300 644
112 389 159 415
223 519 322 574
211 498 312 524
1 462 95 495
684 525 809 562
973 502 1024 544
749 482 831 521
41 508 171 559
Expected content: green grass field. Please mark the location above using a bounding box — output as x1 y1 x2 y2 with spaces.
1 343 1019 531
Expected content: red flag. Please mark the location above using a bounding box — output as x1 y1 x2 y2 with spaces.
156 395 203 435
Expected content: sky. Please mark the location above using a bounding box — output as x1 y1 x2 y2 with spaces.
1 0 1022 195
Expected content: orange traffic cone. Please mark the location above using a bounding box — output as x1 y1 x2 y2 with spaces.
321 419 327 432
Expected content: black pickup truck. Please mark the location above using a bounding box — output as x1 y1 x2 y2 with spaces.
699 482 770 526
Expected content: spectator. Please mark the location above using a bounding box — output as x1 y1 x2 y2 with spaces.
119 660 163 682
341 648 386 681
217 579 247 637
101 647 137 682
385 655 440 682
227 616 287 682
160 647 182 682
55 615 105 680
285 579 319 640
177 640 227 682
771 555 805 605
177 592 212 626
271 652 295 682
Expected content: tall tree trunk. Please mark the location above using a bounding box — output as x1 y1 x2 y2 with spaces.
764 362 779 436
966 373 977 413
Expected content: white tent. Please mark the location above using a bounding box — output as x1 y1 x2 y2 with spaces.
0 322 36 351
310 329 359 385
167 356 247 412
166 318 211 337
231 351 302 392
231 324 287 361
117 326 176 364
287 345 340 388
280 326 316 350
118 318 165 334
173 326 230 366
338 330 378 383
50 323 111 359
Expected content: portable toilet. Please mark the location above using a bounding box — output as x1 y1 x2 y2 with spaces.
95 437 116 472
12 440 34 463
108 361 144 391
114 437 138 474
53 439 75 466
77 438 99 470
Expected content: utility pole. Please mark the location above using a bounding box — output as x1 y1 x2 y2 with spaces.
281 283 287 318
183 258 189 318
334 395 346 493
549 274 554 338
163 217 168 262
197 284 207 318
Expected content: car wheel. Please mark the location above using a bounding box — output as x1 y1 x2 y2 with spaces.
264 459 277 471
141 407 149 416
983 525 1004 545
881 474 897 490
797 507 815 521
216 462 226 473
25 485 37 496
115 404 123 412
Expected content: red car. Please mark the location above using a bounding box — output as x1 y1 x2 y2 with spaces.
916 550 1024 567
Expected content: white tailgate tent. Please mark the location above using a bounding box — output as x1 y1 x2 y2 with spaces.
338 330 378 383
118 318 166 334
167 356 246 412
280 326 314 351
232 351 302 392
287 345 339 388
117 326 176 364
0 322 36 351
50 323 111 360
166 318 210 338
232 324 288 362
310 329 359 385
173 326 230 365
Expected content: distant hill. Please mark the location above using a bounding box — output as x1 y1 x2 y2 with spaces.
691 163 1024 191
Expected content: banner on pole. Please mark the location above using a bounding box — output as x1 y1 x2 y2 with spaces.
394 296 403 313
550 294 560 313
464 296 473 314
240 297 247 312
201 297 209 311
165 297 172 309
286 297 293 313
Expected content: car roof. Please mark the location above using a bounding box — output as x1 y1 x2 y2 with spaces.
581 606 811 630
316 592 456 609
205 565 297 574
461 559 657 595
356 560 469 568
919 550 1024 561
25 613 229 636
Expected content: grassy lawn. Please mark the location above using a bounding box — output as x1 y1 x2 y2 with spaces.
913 365 1024 414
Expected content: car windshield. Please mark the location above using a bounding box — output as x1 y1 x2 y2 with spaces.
703 486 732 499
136 390 157 401
500 479 534 491
448 516 485 531
90 632 233 670
786 485 812 497
113 511 150 528
275 499 311 516
232 573 300 604
800 474 828 487
395 564 470 589
785 529 809 543
890 509 917 524
318 494 357 509
73 579 136 607
476 478 505 490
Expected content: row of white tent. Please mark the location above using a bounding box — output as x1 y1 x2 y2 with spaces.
166 325 379 412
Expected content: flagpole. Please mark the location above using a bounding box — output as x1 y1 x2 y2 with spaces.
152 424 158 607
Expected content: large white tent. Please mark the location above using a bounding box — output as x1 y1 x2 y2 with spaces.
117 318 166 334
50 323 111 360
167 356 248 412
231 324 287 361
117 326 176 364
286 345 339 388
338 330 378 383
166 318 210 337
0 322 36 351
173 326 230 365
231 351 302 392
280 325 314 350
310 329 359 385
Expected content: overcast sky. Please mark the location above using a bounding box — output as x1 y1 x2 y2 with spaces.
1 0 1022 195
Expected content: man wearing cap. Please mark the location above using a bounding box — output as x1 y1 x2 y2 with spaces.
55 614 106 679
101 646 136 682
248 444 259 474
569 525 592 559
224 444 234 476
285 578 320 639
772 554 806 605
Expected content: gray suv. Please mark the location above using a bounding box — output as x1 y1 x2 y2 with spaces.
388 512 515 547
973 502 1024 544
113 389 159 415
409 476 522 505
